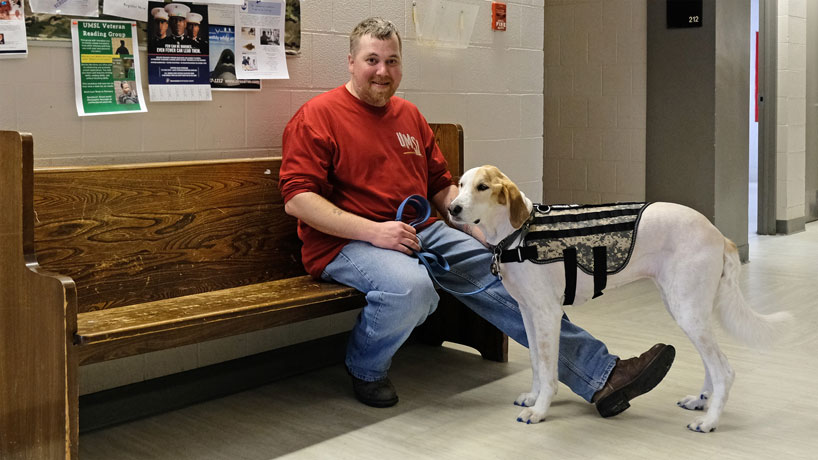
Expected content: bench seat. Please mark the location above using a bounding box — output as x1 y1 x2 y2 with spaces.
0 126 508 460
77 275 362 364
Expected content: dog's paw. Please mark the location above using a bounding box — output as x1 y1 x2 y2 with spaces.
513 392 538 407
686 415 718 433
677 392 710 411
516 407 546 424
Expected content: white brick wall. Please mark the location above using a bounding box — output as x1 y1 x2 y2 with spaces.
0 0 545 393
544 0 646 204
777 0 807 222
0 0 545 203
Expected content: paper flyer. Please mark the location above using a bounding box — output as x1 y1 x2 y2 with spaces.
0 0 27 59
30 0 99 17
70 19 147 116
102 0 149 22
209 23 260 90
147 1 212 101
235 0 288 80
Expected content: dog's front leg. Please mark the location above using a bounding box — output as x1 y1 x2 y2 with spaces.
516 301 562 424
514 301 542 408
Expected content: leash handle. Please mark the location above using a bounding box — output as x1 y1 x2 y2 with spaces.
395 195 500 296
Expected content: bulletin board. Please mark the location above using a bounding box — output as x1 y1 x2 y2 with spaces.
23 0 301 54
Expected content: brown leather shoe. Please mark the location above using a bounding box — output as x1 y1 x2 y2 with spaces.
593 343 675 418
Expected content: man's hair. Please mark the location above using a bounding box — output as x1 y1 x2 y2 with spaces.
349 17 402 56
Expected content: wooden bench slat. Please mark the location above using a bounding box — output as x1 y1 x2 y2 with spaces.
76 276 360 345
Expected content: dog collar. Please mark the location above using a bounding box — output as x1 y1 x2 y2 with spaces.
489 210 535 277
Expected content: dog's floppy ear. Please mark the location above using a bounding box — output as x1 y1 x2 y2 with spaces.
503 179 529 229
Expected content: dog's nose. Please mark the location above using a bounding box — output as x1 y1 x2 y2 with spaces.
449 204 462 216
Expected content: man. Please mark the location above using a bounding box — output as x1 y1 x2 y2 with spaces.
279 17 675 415
115 40 130 55
151 7 171 50
185 12 206 50
117 81 139 104
165 3 191 47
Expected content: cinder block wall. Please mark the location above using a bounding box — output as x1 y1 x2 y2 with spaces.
544 0 647 204
0 0 545 199
776 0 807 230
0 0 545 393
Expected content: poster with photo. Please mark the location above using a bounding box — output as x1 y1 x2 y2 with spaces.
24 0 301 58
209 24 260 90
235 0 288 80
70 19 147 116
147 1 211 101
0 0 27 58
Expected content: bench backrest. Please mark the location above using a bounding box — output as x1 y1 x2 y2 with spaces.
31 124 463 313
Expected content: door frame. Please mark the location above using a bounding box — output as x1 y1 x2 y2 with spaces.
757 0 778 235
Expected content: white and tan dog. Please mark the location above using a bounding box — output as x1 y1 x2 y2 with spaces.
448 165 792 432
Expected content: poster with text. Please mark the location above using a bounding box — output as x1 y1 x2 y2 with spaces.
147 1 211 101
70 19 147 116
0 0 27 58
235 0 288 80
209 25 260 90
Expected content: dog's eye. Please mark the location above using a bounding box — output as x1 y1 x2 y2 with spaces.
476 183 489 191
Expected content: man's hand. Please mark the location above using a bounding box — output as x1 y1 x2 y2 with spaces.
369 221 420 255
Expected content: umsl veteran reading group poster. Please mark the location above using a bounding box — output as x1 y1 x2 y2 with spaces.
70 19 147 116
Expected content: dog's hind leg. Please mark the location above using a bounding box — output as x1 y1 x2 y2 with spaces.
657 249 735 433
677 366 711 411
663 285 734 432
678 326 733 433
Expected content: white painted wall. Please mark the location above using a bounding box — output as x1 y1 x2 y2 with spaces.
0 0 545 394
0 0 545 199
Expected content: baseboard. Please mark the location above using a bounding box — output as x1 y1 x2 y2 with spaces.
776 217 806 234
79 332 350 433
737 243 749 263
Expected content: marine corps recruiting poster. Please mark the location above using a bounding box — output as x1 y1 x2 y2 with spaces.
70 19 147 116
147 1 212 102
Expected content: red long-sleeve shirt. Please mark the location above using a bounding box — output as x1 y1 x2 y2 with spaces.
279 86 453 278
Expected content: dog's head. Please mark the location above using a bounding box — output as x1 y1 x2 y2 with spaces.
448 165 531 245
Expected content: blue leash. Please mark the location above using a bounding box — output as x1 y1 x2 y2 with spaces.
395 195 500 296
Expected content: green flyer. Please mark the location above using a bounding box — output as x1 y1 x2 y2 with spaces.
71 19 146 116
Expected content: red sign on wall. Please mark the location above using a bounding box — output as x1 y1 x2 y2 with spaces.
492 2 507 31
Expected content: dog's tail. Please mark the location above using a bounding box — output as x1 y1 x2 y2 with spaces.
715 238 793 348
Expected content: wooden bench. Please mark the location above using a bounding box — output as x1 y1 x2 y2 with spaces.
0 125 508 460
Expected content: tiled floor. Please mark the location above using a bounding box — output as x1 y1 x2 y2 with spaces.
80 222 817 460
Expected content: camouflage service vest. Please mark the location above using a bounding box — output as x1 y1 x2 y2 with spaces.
494 202 652 305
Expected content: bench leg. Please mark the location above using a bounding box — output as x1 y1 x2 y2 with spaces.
412 293 508 362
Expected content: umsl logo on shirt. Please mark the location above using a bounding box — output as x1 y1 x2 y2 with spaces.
396 132 422 156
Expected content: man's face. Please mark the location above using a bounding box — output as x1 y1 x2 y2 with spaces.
170 17 186 36
347 34 402 108
187 23 200 38
156 19 168 37
121 82 131 95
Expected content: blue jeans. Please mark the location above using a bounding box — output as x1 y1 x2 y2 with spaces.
321 221 618 402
